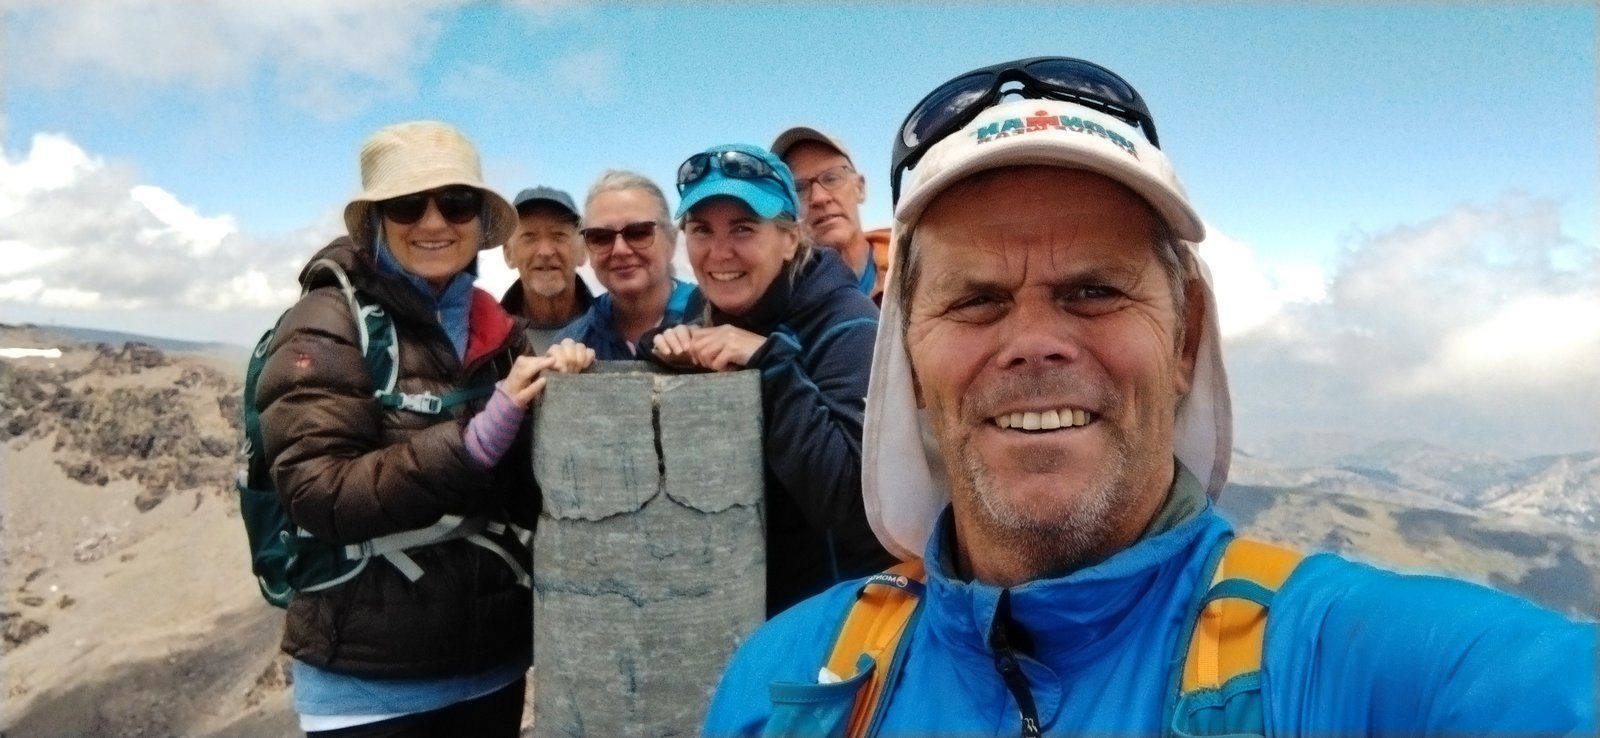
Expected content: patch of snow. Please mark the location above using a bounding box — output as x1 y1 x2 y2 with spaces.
0 347 63 359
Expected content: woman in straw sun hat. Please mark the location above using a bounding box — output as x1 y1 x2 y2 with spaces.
254 120 591 736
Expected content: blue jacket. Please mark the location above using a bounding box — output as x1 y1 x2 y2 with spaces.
680 249 897 616
707 468 1596 736
555 278 701 360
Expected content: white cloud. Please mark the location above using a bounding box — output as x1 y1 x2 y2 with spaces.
7 0 460 116
0 278 45 302
547 48 621 104
129 185 236 257
1224 194 1600 456
1198 227 1326 339
0 133 313 316
1394 294 1600 395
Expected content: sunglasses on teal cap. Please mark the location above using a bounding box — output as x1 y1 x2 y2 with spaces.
676 150 787 193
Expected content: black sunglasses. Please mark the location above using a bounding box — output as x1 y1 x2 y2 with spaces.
677 150 784 192
579 221 659 253
889 57 1159 204
379 186 484 225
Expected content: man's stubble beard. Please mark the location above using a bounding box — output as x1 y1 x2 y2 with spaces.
952 427 1137 575
530 277 568 299
944 370 1173 577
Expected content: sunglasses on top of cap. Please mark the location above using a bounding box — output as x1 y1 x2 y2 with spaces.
379 186 484 225
676 150 785 192
889 56 1160 205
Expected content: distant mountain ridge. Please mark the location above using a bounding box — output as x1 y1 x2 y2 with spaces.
1233 434 1600 532
3 322 250 361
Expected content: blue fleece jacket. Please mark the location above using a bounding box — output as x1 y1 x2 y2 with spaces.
706 468 1596 736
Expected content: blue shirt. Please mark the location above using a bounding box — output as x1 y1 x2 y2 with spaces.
556 278 701 360
706 472 1596 736
292 658 524 728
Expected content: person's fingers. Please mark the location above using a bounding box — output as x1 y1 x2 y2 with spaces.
549 345 578 373
691 335 725 369
511 376 547 408
665 326 693 355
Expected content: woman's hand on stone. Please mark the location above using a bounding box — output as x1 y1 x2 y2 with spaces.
545 338 596 374
501 355 555 409
687 325 766 372
651 325 701 370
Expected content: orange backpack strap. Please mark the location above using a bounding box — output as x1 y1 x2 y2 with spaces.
1180 537 1305 695
824 559 927 738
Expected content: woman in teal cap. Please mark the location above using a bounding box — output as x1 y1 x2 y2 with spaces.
651 143 895 615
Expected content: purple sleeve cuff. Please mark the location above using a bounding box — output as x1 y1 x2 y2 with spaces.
463 385 528 470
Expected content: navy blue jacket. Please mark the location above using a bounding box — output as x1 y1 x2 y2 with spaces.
663 249 896 615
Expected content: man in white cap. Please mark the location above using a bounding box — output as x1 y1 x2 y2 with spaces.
707 58 1594 736
770 126 891 302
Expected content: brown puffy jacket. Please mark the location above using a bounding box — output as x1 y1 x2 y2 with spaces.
255 237 538 678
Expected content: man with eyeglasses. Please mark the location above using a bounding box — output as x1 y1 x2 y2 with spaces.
500 186 595 353
771 127 891 303
707 58 1594 737
556 170 701 360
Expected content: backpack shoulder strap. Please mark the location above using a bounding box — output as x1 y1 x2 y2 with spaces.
1166 536 1305 738
825 559 926 738
301 257 419 406
1180 537 1303 695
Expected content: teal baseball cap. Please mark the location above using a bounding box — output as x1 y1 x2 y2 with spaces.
674 143 800 220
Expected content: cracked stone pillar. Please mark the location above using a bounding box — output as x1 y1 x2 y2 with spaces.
531 363 766 737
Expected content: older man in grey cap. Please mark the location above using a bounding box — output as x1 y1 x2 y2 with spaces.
708 57 1594 737
771 126 891 303
500 186 594 352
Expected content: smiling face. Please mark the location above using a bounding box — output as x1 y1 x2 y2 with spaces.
505 203 584 298
784 141 865 251
684 197 800 316
903 166 1200 578
584 187 673 300
381 190 483 288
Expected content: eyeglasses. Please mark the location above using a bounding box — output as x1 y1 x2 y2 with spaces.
890 57 1159 204
378 186 484 225
794 166 858 199
677 150 785 192
578 221 660 254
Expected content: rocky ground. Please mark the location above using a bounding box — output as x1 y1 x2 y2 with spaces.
1 325 295 737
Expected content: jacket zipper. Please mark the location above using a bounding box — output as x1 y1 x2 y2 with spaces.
990 590 1043 738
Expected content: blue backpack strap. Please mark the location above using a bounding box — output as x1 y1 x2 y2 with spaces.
1166 536 1305 738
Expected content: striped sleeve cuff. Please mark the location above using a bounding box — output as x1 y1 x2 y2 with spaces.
463 385 528 470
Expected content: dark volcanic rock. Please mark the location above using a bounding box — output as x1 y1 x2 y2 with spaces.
5 340 243 512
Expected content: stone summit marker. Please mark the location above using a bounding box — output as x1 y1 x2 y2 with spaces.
531 364 766 737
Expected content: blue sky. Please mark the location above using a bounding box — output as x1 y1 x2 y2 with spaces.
2 2 1596 456
7 4 1593 259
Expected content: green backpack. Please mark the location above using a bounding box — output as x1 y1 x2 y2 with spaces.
235 258 501 608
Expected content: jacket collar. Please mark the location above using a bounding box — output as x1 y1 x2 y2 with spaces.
709 248 858 333
920 464 1226 665
296 237 518 368
499 276 596 327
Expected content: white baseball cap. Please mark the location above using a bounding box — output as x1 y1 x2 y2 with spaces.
862 97 1232 560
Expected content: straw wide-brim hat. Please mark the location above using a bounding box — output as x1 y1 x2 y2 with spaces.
342 121 517 249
